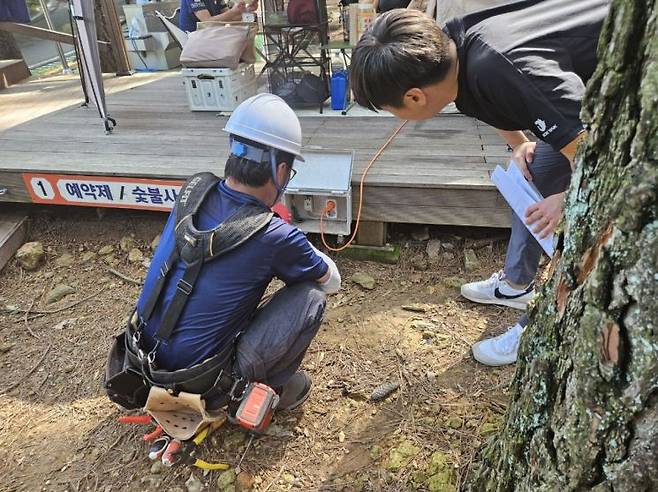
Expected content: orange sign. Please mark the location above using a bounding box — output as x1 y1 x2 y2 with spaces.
22 173 185 211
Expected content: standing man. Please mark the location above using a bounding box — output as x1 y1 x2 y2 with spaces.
349 0 609 365
179 0 258 32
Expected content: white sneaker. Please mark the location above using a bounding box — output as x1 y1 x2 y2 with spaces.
461 270 534 310
472 324 524 366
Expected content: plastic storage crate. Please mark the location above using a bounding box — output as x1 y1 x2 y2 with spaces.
181 64 257 112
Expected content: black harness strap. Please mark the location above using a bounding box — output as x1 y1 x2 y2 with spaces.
138 172 273 350
154 205 273 343
154 257 203 343
139 173 219 323
140 247 178 324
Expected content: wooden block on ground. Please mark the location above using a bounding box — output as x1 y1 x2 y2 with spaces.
356 221 387 247
0 59 30 90
0 210 28 271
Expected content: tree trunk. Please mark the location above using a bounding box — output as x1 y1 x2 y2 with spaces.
0 31 23 59
469 0 658 490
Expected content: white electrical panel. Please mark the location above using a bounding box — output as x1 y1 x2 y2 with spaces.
283 150 354 236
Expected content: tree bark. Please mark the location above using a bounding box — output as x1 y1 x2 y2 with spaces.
469 0 658 490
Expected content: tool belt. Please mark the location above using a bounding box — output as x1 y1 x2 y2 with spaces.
104 317 242 410
103 172 273 410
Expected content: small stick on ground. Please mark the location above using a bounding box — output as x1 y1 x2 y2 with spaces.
0 344 51 394
5 288 107 316
23 285 47 338
105 266 142 286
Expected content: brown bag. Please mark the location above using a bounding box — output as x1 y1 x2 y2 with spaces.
195 21 259 64
180 24 250 69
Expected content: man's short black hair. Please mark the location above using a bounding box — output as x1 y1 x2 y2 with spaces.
350 9 454 110
224 135 295 187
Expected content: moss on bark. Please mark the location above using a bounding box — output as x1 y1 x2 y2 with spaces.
469 1 658 490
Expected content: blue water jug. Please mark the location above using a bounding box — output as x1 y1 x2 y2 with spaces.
331 70 349 111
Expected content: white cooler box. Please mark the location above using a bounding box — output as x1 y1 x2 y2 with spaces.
181 65 257 112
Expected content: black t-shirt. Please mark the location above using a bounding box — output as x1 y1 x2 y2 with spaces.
444 0 609 150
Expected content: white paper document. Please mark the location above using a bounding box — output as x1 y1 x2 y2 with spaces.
491 162 555 257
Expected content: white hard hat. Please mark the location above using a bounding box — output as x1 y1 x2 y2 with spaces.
224 93 304 161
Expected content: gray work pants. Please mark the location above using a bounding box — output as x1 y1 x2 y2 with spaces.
503 141 572 286
236 282 326 388
504 141 571 330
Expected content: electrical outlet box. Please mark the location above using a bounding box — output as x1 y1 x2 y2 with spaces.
283 151 353 236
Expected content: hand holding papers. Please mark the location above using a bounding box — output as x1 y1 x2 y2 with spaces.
491 162 555 257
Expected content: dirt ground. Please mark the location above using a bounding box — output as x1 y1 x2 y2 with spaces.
0 205 519 492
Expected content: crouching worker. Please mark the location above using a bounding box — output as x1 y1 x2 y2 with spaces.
104 94 341 426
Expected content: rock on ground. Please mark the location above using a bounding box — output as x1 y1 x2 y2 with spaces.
128 248 144 263
236 471 254 491
217 469 236 490
351 272 376 290
464 248 480 273
46 284 76 304
185 473 203 492
426 239 442 261
81 251 97 263
16 242 45 271
150 460 165 475
98 245 114 256
55 253 75 268
119 235 136 252
441 276 466 290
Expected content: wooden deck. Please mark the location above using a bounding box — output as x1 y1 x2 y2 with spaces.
0 71 512 228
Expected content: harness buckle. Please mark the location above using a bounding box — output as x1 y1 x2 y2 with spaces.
147 341 160 366
160 260 170 278
132 330 141 347
176 279 194 296
183 233 198 247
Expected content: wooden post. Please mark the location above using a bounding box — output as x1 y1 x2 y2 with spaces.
0 31 30 89
355 221 387 247
94 0 131 75
0 30 23 59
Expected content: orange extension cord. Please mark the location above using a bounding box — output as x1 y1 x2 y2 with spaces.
320 119 409 252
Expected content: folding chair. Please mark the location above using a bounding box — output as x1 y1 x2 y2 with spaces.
261 0 331 111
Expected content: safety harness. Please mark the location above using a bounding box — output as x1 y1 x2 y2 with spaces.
104 172 273 410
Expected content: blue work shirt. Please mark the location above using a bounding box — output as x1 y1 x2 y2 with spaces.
136 181 328 370
179 0 227 32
